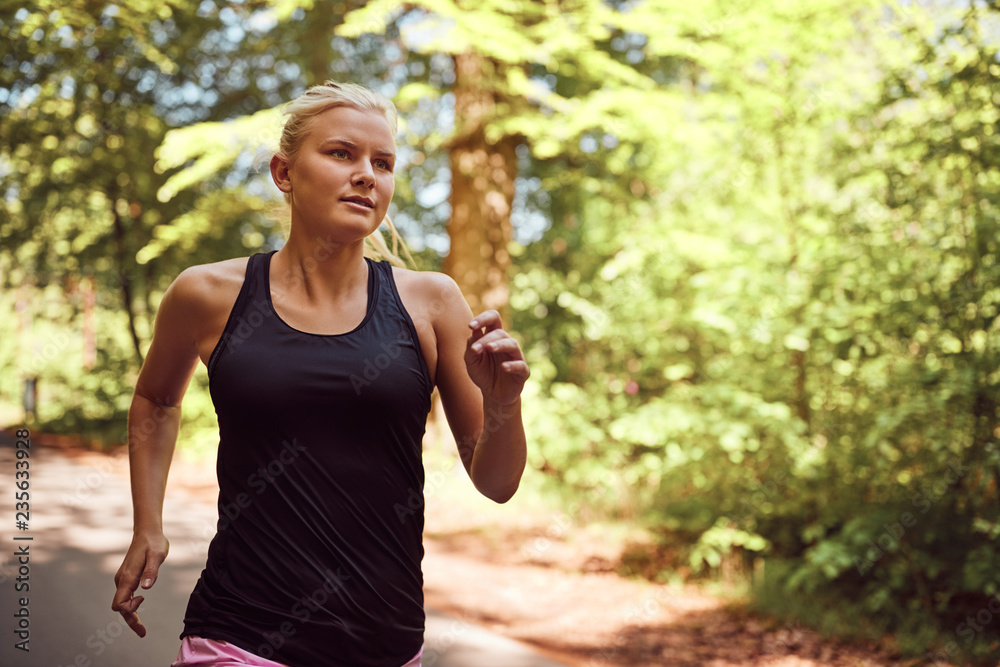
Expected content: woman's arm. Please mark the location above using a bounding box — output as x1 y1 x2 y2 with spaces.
111 270 203 637
429 276 529 503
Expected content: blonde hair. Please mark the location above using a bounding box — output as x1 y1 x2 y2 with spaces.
276 81 412 267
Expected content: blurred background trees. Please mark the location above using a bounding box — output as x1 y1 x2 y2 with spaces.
2 0 998 662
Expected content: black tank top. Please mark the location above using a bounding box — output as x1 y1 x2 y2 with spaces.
180 250 432 667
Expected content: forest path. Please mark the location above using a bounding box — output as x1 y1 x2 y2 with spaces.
0 435 567 667
0 432 910 666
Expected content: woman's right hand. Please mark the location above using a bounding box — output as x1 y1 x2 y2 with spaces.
111 531 169 638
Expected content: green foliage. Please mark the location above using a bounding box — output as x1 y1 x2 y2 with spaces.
510 0 1000 661
3 0 999 661
1 278 138 441
1 0 305 439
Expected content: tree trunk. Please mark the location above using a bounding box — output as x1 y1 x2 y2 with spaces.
773 114 810 428
443 52 517 325
304 1 350 85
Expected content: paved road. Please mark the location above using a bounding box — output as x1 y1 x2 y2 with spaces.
0 436 567 667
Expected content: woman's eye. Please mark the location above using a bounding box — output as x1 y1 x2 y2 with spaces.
329 149 348 158
374 159 392 171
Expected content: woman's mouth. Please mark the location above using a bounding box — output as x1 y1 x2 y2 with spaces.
342 196 374 209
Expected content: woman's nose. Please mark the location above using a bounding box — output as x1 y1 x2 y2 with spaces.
353 161 375 187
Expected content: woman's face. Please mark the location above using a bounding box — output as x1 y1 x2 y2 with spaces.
281 105 396 241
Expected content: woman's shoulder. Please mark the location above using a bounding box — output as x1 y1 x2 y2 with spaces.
389 265 460 294
165 256 254 315
390 266 465 306
176 256 252 286
389 266 471 329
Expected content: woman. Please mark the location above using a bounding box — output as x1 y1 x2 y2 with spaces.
110 81 529 667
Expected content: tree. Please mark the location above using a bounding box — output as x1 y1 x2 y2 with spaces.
0 0 287 435
160 0 668 319
513 0 1000 660
441 51 518 320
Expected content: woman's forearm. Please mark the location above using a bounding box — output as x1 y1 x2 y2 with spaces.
127 392 182 533
470 397 526 504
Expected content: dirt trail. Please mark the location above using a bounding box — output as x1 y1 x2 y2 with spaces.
417 486 907 667
35 435 909 666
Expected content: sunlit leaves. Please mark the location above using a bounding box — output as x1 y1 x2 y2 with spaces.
511 3 998 654
137 189 272 264
1 0 280 438
155 106 283 201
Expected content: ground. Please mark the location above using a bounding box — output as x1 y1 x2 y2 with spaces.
43 434 918 667
415 457 911 667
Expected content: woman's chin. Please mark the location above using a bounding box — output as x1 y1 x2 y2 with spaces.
294 217 383 243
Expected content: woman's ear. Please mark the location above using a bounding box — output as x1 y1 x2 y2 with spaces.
270 153 293 194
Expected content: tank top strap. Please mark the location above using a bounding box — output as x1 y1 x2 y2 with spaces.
246 250 275 299
206 251 272 378
369 259 432 389
369 258 404 317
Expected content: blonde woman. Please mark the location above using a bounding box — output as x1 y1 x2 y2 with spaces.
111 81 528 667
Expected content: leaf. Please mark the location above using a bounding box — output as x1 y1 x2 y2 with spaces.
154 107 283 201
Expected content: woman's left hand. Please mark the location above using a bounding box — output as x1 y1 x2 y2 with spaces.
464 310 530 405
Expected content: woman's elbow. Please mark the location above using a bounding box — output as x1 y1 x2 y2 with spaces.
476 479 520 504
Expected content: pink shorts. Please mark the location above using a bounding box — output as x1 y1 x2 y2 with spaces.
171 636 423 667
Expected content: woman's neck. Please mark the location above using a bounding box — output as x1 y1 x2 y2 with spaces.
270 227 369 302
